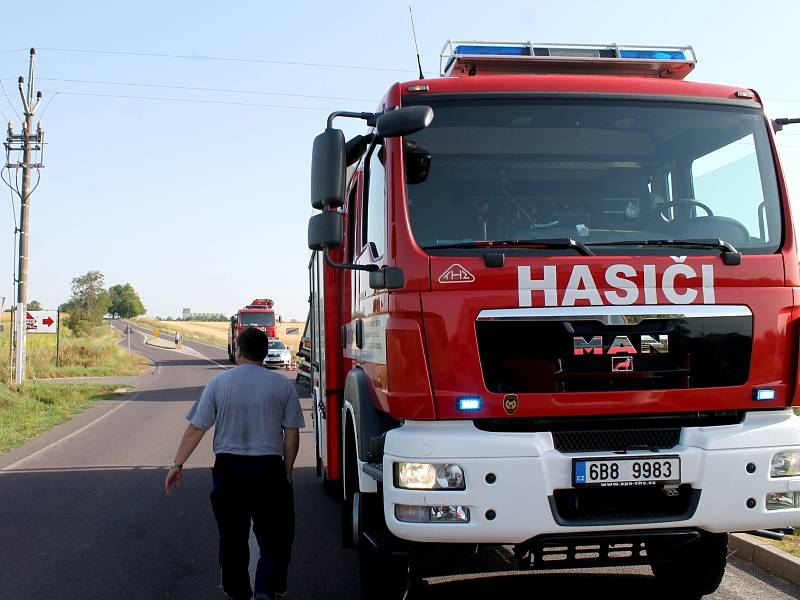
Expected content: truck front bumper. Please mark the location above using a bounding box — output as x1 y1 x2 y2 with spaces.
382 410 800 544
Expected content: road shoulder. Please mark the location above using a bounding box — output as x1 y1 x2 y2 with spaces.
730 533 800 586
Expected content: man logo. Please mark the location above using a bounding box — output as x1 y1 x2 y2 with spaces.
612 356 634 372
439 264 475 284
503 394 519 415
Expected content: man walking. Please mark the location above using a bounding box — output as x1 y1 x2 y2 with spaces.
164 326 305 600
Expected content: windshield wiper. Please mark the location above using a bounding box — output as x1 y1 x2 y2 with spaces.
587 238 742 266
423 238 595 256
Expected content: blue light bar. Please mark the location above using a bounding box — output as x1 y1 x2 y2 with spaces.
440 40 697 80
753 388 777 401
455 44 530 56
619 49 686 60
457 396 482 411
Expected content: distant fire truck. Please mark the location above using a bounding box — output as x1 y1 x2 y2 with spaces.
227 298 276 362
306 40 800 598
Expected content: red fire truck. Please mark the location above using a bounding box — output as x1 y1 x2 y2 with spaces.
307 41 800 598
227 298 276 362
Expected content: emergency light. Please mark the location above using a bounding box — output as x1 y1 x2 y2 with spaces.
456 396 482 411
440 40 696 79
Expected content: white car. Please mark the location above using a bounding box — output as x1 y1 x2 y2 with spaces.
264 339 291 369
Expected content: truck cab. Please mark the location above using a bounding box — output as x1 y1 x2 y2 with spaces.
307 41 800 598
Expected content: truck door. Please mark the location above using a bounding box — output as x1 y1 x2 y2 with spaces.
309 251 328 470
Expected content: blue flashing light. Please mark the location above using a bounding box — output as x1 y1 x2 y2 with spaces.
619 49 686 60
455 44 530 56
753 388 777 401
457 396 482 411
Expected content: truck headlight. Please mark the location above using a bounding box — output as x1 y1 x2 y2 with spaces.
766 492 800 510
395 462 466 490
395 504 470 523
770 450 800 477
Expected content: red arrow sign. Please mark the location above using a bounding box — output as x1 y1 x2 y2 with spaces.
42 316 54 327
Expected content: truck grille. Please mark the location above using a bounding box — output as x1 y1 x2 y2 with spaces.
553 428 680 453
475 309 752 393
551 485 700 525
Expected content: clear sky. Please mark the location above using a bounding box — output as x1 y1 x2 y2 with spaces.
1 0 799 320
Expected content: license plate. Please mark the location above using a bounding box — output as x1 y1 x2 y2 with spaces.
573 456 680 488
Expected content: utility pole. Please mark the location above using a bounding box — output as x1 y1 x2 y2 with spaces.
4 48 44 383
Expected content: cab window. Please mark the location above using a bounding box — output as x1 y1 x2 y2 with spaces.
362 143 386 258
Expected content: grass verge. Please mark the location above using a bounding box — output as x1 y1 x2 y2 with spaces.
771 534 800 558
0 321 149 379
0 383 124 453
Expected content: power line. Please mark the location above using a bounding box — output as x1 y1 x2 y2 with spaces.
38 89 342 111
36 76 375 103
0 79 20 121
38 91 58 119
38 46 416 74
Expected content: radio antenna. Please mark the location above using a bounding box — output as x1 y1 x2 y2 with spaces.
409 5 424 79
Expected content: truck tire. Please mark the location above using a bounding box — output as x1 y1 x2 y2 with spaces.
227 345 235 363
650 532 727 597
360 539 414 600
357 486 419 599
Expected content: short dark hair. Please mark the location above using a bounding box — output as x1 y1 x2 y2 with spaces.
237 327 269 362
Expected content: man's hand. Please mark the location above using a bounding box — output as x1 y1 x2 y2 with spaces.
163 424 207 496
164 467 183 495
286 468 293 486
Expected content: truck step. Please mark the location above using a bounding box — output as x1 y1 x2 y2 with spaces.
362 462 383 482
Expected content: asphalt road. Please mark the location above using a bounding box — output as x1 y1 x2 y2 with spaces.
0 320 798 599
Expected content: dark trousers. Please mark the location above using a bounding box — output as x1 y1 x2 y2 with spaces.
210 453 295 599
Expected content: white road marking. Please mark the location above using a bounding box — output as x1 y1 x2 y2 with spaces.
1 390 143 471
122 321 230 370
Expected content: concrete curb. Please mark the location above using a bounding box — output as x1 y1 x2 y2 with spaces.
144 336 176 350
730 533 800 586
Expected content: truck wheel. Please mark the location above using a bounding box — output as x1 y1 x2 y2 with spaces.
227 345 235 363
360 539 414 600
357 490 419 599
651 532 727 597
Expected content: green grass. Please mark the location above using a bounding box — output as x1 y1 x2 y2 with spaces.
0 383 123 453
0 321 149 379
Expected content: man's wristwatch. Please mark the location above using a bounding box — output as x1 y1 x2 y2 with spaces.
169 459 183 470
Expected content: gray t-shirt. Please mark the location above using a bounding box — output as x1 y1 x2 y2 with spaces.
187 364 306 456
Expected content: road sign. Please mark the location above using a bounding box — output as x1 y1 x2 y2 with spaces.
26 310 58 334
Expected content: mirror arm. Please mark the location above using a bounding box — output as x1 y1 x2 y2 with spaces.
323 248 379 272
773 117 800 133
327 111 379 129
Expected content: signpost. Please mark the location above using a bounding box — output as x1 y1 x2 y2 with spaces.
25 310 58 333
15 304 25 382
19 309 60 371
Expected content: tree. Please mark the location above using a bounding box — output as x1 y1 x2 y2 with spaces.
63 270 111 336
27 300 42 311
108 283 146 318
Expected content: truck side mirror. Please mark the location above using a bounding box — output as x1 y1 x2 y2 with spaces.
376 105 433 138
369 266 405 290
308 211 343 250
311 128 346 209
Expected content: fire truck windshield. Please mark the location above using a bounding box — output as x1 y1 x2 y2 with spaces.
239 312 275 327
404 99 781 255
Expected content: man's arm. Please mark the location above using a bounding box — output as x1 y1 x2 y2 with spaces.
164 424 207 495
283 427 300 485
